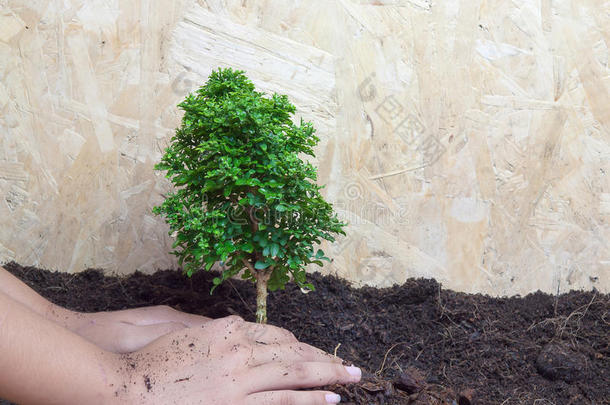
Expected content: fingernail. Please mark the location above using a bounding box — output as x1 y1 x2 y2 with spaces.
344 365 361 381
325 393 341 404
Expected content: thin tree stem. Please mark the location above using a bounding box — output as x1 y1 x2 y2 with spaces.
255 271 271 324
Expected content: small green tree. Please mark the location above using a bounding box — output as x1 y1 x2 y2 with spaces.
154 68 346 323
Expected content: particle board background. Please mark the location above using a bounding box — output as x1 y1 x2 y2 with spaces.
0 0 608 295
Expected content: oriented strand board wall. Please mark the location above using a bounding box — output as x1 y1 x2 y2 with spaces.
0 0 608 295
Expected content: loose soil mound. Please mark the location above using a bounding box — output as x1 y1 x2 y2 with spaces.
2 262 608 404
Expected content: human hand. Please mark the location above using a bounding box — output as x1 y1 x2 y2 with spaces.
69 305 211 353
117 315 360 404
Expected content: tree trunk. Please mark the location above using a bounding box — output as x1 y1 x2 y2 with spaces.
255 271 270 324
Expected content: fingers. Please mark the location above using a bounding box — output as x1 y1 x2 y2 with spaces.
118 321 187 353
246 390 342 405
245 342 343 367
111 306 211 327
245 362 361 393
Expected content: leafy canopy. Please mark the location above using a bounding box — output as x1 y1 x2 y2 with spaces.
154 68 345 292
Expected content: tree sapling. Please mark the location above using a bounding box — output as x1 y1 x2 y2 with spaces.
154 68 346 323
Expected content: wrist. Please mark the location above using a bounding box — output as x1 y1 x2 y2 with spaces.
0 292 129 405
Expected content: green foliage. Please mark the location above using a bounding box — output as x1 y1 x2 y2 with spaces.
154 67 346 295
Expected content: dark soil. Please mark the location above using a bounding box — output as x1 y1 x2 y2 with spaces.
2 262 609 404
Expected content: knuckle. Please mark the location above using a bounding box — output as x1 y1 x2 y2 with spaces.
214 316 246 338
289 363 308 379
154 305 175 316
285 330 298 342
216 315 244 328
225 315 245 324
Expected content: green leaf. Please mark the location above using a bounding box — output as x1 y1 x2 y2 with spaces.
254 260 270 270
302 282 315 291
270 243 280 257
203 180 216 191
